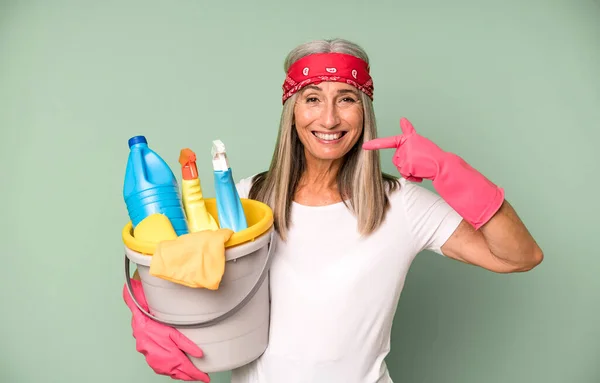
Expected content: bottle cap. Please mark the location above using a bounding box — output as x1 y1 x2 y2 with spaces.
179 148 198 180
128 136 147 148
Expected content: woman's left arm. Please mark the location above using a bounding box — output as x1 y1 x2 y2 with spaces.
441 201 543 273
363 117 543 273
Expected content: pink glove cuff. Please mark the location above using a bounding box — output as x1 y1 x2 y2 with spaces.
433 152 505 229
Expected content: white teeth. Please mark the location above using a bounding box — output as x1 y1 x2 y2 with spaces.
314 132 342 141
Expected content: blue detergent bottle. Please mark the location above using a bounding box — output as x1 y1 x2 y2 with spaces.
123 135 189 236
211 139 248 232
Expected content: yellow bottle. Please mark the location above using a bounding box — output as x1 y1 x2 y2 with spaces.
178 148 220 232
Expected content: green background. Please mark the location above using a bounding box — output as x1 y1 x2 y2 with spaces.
1 0 598 382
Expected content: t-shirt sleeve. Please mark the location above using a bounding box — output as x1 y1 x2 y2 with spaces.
400 179 463 256
235 175 257 199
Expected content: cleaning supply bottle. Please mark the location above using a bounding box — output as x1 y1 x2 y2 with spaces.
123 135 189 236
211 139 248 232
178 148 220 232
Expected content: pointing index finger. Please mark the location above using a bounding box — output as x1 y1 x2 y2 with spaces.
362 135 403 150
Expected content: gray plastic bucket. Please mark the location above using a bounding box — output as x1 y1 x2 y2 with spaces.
124 228 275 373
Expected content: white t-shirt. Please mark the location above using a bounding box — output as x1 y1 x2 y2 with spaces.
230 175 463 383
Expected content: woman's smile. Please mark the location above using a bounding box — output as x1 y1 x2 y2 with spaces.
312 130 348 144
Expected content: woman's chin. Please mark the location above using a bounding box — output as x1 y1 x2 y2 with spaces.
306 149 348 162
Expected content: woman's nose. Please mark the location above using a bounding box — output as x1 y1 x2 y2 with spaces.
320 102 341 129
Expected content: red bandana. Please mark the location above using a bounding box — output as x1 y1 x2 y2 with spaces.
281 52 374 104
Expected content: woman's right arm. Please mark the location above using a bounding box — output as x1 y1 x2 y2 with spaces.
123 272 210 381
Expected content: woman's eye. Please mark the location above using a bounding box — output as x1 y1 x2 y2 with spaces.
341 97 356 103
306 97 319 103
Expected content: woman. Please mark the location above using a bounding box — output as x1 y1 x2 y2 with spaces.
123 38 543 383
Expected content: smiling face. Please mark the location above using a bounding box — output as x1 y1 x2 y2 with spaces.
293 82 364 164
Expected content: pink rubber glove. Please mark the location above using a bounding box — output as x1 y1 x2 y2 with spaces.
363 117 505 229
122 279 210 382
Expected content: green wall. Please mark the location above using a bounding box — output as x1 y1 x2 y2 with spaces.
1 1 598 382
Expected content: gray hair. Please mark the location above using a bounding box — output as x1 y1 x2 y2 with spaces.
249 38 399 240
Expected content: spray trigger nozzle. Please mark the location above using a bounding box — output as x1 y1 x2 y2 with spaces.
211 139 229 171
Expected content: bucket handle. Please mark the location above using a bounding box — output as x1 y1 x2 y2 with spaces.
124 229 276 328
